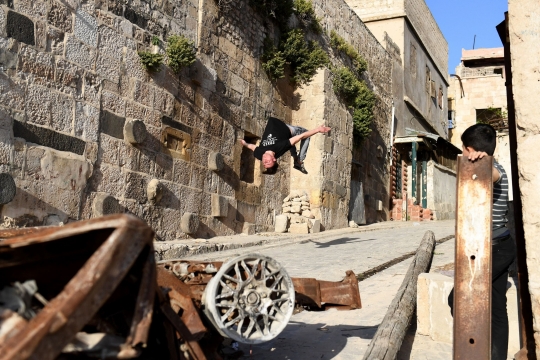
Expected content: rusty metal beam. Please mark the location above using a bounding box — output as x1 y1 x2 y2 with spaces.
292 270 362 310
453 156 493 359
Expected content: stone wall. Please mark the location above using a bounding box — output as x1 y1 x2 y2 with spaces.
313 0 393 223
508 1 540 356
0 0 392 237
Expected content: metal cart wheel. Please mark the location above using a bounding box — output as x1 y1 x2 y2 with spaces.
202 254 295 344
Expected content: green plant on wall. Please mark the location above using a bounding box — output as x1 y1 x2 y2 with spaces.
151 35 161 46
261 38 287 80
332 66 375 144
293 0 322 34
167 35 196 73
330 30 367 75
262 29 328 85
138 51 164 71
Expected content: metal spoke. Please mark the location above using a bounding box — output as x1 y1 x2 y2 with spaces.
224 315 242 328
270 274 284 291
215 291 234 300
236 315 246 335
220 306 235 322
254 318 263 335
216 303 234 308
234 263 242 282
241 260 253 281
220 280 236 292
243 317 256 338
261 260 267 281
223 274 239 283
263 314 270 335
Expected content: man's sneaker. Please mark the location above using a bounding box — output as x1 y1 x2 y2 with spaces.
294 162 308 174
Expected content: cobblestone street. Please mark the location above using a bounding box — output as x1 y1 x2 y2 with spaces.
178 220 456 359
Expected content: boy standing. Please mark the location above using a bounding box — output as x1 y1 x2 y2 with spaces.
450 123 516 360
240 117 330 174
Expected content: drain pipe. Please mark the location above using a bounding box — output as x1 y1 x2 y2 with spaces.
389 100 395 166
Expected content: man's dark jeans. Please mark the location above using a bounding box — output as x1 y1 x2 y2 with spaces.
448 236 516 360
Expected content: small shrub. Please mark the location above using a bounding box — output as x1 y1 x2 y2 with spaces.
330 30 367 74
138 51 164 71
293 0 322 34
332 66 375 144
166 35 196 74
151 35 160 46
261 38 286 80
281 29 328 85
262 29 328 85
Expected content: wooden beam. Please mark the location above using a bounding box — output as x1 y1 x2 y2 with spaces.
362 230 436 360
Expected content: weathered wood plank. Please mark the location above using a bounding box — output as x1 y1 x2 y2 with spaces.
362 230 436 360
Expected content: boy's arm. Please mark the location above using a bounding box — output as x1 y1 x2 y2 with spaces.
465 150 500 182
240 139 257 151
289 125 331 146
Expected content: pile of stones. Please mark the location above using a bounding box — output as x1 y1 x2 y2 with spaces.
282 191 314 219
275 190 320 234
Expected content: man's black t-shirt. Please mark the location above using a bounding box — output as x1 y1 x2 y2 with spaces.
253 117 293 160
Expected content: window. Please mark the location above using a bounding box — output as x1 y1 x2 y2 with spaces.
425 66 431 94
438 86 443 109
410 43 417 79
476 108 502 124
240 132 260 184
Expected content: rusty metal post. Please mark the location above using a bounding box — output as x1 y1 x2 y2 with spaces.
453 156 493 359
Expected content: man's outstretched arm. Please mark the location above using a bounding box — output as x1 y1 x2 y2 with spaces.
289 125 331 146
240 139 257 151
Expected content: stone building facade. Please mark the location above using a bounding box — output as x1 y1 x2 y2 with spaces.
506 1 540 356
0 0 392 239
448 47 512 197
347 0 449 138
347 0 459 223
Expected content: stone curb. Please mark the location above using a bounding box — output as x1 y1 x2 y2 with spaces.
154 220 440 261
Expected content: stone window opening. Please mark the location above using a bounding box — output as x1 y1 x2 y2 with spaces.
476 108 508 131
410 43 417 79
438 86 443 109
425 66 431 94
240 132 261 185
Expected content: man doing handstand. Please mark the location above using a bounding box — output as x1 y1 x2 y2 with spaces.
240 117 331 174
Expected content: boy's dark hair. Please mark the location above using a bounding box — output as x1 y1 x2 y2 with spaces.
263 163 279 175
461 123 497 155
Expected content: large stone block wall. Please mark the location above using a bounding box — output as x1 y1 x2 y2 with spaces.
0 0 290 238
508 0 540 356
0 0 392 237
313 0 393 224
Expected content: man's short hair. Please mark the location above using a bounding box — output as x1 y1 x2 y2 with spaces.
461 123 497 155
263 163 279 175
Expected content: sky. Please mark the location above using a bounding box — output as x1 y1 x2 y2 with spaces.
425 0 508 74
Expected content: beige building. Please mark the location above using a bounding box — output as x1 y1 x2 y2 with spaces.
448 48 512 198
347 0 460 221
347 0 449 138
